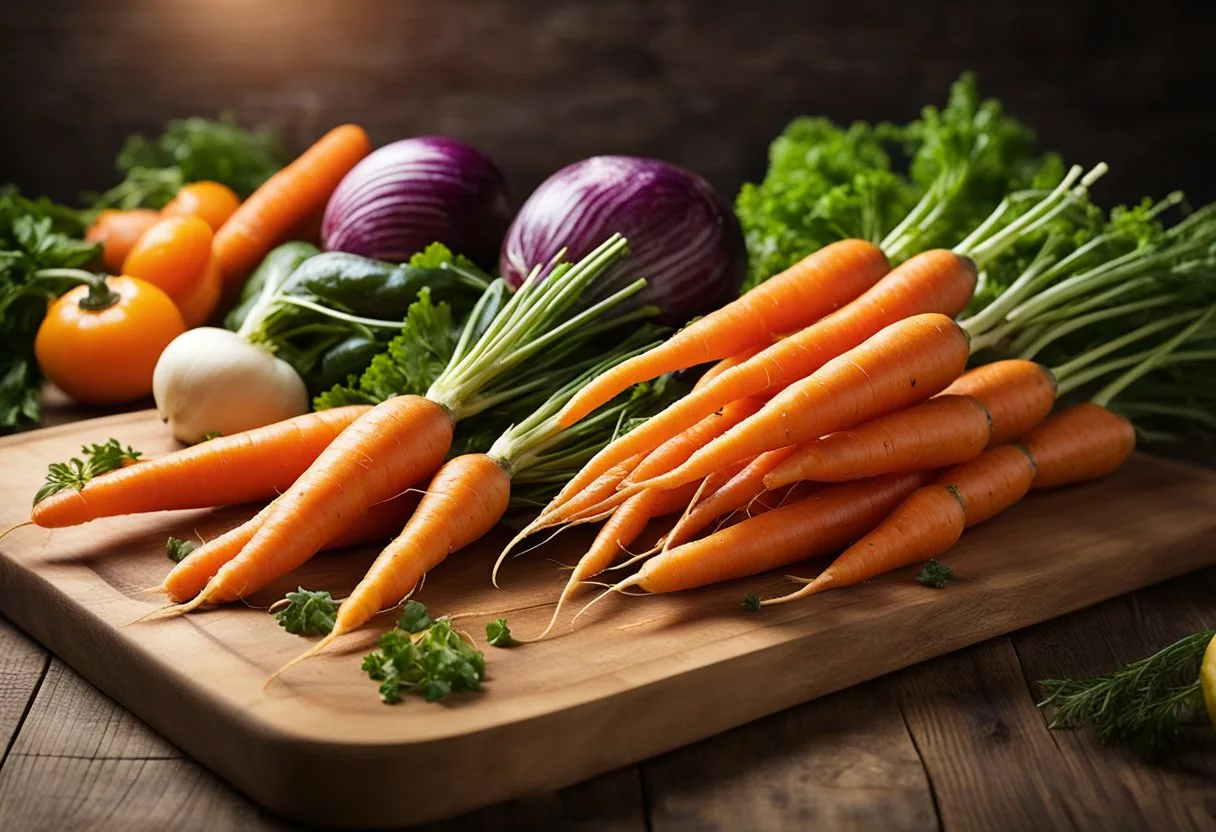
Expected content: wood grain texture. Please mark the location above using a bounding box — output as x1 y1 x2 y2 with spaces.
0 617 49 764
643 684 936 831
0 0 1212 209
2 411 1216 826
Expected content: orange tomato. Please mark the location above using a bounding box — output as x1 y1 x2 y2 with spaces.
35 276 185 404
162 181 241 232
122 215 213 301
175 255 222 328
85 209 160 274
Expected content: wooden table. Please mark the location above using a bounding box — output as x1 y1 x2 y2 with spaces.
2 397 1215 831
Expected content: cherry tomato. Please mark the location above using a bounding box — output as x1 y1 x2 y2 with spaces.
122 215 213 301
175 255 222 328
85 209 160 274
35 276 185 404
162 181 241 232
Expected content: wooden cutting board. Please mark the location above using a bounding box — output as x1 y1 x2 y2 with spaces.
2 411 1216 828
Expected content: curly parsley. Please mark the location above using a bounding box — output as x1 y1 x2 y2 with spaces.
362 604 486 704
271 588 339 637
34 438 141 505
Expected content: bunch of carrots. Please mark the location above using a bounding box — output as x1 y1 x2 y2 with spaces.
10 149 1216 694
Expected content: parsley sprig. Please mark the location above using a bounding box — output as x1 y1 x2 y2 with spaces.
362 602 486 704
34 439 141 505
271 588 339 637
165 537 198 563
1038 630 1215 757
915 560 955 588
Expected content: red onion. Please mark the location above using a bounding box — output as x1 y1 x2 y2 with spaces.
322 136 513 267
499 156 746 324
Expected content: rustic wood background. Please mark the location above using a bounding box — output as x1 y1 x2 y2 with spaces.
1 0 1212 210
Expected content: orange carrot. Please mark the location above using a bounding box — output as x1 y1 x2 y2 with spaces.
625 397 764 484
764 406 1137 605
692 343 769 392
663 446 796 550
546 249 976 509
763 395 991 488
183 396 452 606
1023 402 1136 490
213 124 371 290
558 239 891 427
939 360 1057 444
31 406 370 527
764 444 1037 604
611 471 931 595
631 313 971 493
161 490 420 603
535 479 707 638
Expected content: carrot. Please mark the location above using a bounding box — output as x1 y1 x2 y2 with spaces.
332 454 512 638
607 471 931 595
545 249 976 509
764 444 1037 604
764 395 991 488
630 312 972 494
181 395 452 606
765 405 1137 606
663 446 796 550
161 491 420 602
212 124 371 290
692 343 769 392
31 406 370 527
1023 402 1136 490
535 479 708 638
939 360 1057 444
625 397 764 485
557 239 891 427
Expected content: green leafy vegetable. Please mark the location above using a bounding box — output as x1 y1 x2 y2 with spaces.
34 439 142 505
1038 630 1214 757
362 609 486 704
271 588 339 637
486 618 519 647
199 431 224 442
741 593 762 612
165 537 198 563
88 115 285 211
914 560 955 588
397 600 434 633
313 288 456 408
0 186 100 431
736 73 1054 289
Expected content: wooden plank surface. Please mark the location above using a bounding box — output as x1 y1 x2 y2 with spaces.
3 412 1216 827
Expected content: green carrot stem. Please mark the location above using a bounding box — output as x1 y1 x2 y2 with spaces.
1091 308 1216 408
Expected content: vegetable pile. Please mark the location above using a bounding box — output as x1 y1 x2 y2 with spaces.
10 74 1216 718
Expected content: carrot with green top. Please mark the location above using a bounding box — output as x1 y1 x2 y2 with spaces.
558 239 890 427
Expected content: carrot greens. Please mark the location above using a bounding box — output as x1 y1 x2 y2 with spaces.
485 618 519 647
915 560 955 588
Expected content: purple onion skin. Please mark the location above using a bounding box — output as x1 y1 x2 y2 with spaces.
322 136 513 268
499 156 746 325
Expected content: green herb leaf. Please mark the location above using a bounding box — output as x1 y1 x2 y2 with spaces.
199 431 223 442
272 588 339 637
741 593 762 612
362 618 486 704
398 600 434 633
0 186 99 431
34 439 141 505
1038 630 1215 757
915 560 955 588
88 115 285 210
313 289 455 409
165 537 198 563
486 618 519 647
